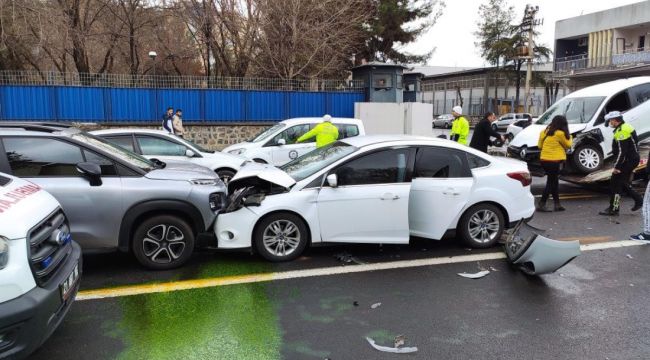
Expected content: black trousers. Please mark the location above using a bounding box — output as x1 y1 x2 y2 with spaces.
609 160 643 211
541 161 561 202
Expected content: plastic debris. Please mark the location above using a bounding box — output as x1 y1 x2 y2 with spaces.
371 302 381 309
626 254 634 259
334 252 365 265
457 270 490 279
366 337 418 354
353 301 359 306
489 266 499 272
394 335 405 348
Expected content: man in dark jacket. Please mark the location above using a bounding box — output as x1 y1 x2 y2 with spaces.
469 112 504 153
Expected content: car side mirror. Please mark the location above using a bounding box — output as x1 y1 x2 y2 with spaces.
76 162 102 186
277 138 286 146
326 174 338 188
185 149 196 157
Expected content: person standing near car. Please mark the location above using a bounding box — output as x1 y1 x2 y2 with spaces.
449 106 470 145
296 114 339 148
162 107 174 134
630 151 650 240
173 109 184 138
536 115 572 212
599 111 643 216
470 112 504 153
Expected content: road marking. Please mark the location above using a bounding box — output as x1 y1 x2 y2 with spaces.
76 240 646 301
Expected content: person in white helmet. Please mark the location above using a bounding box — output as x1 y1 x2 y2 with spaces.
297 114 339 148
449 106 469 145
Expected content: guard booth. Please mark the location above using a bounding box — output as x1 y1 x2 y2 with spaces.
403 72 423 102
352 62 407 103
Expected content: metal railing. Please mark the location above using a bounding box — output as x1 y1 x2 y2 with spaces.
0 70 364 92
554 49 650 74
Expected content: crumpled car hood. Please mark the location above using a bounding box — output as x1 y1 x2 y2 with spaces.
228 162 296 192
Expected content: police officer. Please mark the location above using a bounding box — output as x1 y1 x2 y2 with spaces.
449 106 470 145
599 111 643 216
296 114 339 148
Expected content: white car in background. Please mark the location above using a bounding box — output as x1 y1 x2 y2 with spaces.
493 113 532 131
433 114 454 128
92 129 246 184
506 118 536 142
222 117 365 166
216 136 535 262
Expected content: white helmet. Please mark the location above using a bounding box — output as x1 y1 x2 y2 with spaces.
323 114 332 122
452 106 463 115
604 111 623 121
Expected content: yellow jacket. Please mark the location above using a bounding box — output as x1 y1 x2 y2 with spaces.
450 116 470 145
538 129 572 161
297 121 339 148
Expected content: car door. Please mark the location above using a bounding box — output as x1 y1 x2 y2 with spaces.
625 83 650 139
317 148 412 244
408 146 474 239
135 135 191 163
1 137 123 250
267 124 316 166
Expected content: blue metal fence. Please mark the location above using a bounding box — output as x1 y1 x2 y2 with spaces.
0 86 365 122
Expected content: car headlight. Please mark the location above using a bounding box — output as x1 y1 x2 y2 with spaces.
191 179 219 186
0 236 9 270
228 148 246 155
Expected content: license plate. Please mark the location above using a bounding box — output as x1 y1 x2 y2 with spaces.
60 263 80 301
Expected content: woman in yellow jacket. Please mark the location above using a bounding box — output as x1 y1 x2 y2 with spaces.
537 115 572 212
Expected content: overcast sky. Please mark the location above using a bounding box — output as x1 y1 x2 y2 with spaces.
405 0 643 67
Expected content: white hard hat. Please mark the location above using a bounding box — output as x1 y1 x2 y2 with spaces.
604 111 623 121
323 114 332 122
452 106 463 115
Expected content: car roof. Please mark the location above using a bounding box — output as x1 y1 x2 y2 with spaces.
566 76 650 98
0 122 80 136
91 128 170 136
279 117 363 126
340 134 457 148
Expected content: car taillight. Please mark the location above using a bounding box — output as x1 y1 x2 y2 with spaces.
507 171 531 187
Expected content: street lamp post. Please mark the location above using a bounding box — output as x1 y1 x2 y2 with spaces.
148 51 157 87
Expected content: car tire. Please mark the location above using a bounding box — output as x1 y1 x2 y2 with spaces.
444 122 450 129
458 203 505 249
216 168 236 185
572 144 603 174
254 212 309 262
132 215 195 270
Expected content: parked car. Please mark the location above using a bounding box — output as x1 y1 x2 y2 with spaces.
215 135 535 262
493 113 532 131
506 118 535 141
0 123 227 269
432 114 454 128
0 172 82 359
91 129 246 184
222 117 365 166
508 76 650 174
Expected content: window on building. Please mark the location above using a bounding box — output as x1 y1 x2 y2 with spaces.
639 36 646 52
373 74 392 88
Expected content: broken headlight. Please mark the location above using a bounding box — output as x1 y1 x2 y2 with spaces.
0 236 9 270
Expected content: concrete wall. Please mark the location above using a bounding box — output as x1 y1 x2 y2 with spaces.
555 1 650 40
613 27 650 53
354 102 434 137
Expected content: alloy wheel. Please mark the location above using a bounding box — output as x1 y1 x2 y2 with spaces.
142 224 186 264
467 209 500 244
262 220 301 257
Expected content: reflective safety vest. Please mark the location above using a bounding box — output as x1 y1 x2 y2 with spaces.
297 122 339 148
450 116 470 145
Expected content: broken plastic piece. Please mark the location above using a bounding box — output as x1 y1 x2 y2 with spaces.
394 335 405 348
626 254 633 259
457 270 490 279
334 252 366 265
371 302 381 309
366 337 418 354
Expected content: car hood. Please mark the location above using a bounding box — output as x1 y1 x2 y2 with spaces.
201 151 247 166
509 123 588 147
228 162 295 192
222 141 257 153
145 160 220 181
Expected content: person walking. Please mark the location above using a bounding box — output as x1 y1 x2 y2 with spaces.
536 115 572 212
173 109 184 138
469 112 504 153
162 107 174 134
296 114 339 148
449 106 470 145
630 151 650 240
599 111 643 216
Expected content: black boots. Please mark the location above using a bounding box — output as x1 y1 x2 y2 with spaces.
537 198 565 212
554 199 565 212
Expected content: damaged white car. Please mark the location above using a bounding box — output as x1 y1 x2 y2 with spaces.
215 136 536 261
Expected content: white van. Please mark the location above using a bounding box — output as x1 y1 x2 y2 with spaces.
0 173 82 359
508 77 650 173
222 118 365 166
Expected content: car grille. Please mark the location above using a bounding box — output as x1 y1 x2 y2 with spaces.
27 209 72 286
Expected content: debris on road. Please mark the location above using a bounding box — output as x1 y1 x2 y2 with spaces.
371 302 381 309
366 337 418 354
626 254 633 259
457 270 490 279
334 252 366 265
489 266 499 272
394 335 405 348
353 301 359 306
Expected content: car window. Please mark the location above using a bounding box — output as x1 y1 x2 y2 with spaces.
414 147 471 178
104 136 135 152
137 136 187 156
604 91 632 114
269 124 312 146
335 148 410 186
467 153 491 169
249 123 286 142
537 96 605 125
335 124 359 139
628 83 650 107
3 137 83 177
83 149 117 176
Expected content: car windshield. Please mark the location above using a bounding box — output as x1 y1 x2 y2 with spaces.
536 96 606 125
72 133 155 172
280 142 357 182
249 123 285 142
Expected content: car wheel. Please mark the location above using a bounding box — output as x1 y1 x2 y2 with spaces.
458 204 504 248
132 215 195 270
572 144 603 173
444 122 450 129
216 168 236 185
254 212 308 262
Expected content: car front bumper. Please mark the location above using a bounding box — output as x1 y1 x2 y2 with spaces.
0 242 82 360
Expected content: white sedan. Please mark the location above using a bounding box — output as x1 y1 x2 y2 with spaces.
216 136 535 261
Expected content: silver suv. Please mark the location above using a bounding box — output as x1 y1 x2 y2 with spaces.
0 123 227 270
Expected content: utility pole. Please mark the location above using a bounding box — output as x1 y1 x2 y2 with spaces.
521 5 543 113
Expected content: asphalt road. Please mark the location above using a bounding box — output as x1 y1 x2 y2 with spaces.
28 158 650 359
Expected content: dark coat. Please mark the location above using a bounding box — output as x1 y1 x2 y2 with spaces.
469 119 501 153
